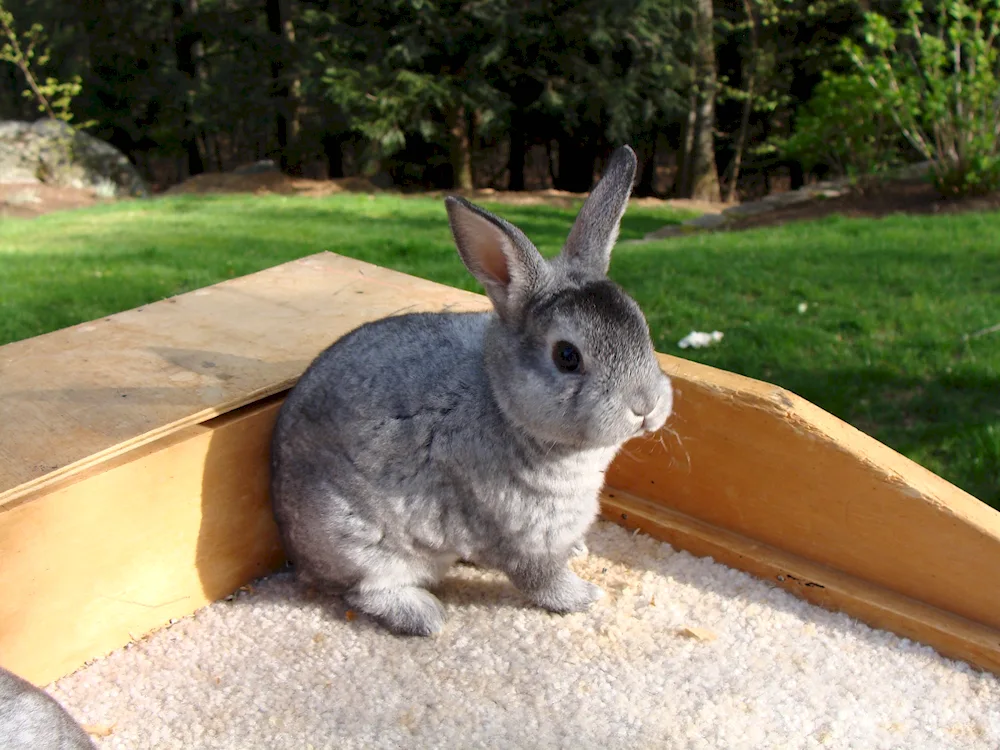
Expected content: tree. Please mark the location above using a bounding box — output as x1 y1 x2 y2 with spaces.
718 0 757 202
497 0 684 193
675 0 721 200
315 0 507 189
713 0 864 197
0 0 873 194
0 0 83 123
266 0 302 174
172 0 205 175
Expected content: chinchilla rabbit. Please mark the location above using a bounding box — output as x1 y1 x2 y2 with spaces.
271 145 672 636
0 667 95 749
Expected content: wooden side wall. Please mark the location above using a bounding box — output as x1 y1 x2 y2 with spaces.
608 354 1000 632
1 253 998 684
0 401 285 686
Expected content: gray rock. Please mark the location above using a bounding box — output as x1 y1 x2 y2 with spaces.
682 212 728 230
761 189 816 207
0 119 147 197
231 159 278 175
637 162 930 241
641 225 688 240
722 202 775 217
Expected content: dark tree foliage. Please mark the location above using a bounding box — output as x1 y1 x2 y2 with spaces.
0 0 873 194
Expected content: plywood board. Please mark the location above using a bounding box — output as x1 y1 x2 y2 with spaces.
600 489 1000 675
0 253 489 506
0 398 285 686
608 354 1000 633
1 252 998 682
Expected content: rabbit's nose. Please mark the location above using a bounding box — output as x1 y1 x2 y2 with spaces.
631 401 658 431
630 395 657 419
632 381 673 432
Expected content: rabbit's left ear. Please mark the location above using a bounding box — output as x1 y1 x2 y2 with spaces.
445 196 548 322
561 145 637 278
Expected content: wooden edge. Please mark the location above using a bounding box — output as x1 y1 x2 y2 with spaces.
0 250 491 507
0 398 287 686
605 352 1000 631
599 488 1000 676
0 383 294 513
3 252 997 682
2 385 995 686
656 351 995 527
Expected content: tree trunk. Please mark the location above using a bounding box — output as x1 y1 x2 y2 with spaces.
724 85 752 203
546 140 558 187
447 104 473 190
507 110 526 191
635 132 659 197
676 0 721 201
788 160 805 190
212 133 224 172
553 135 598 193
674 89 698 196
266 0 301 175
723 0 757 203
172 0 204 176
323 133 345 178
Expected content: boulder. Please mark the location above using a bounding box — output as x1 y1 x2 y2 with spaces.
0 119 147 197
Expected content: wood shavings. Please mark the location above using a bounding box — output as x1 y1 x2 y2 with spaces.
83 723 116 738
678 626 718 642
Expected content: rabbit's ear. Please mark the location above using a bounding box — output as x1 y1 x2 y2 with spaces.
445 196 547 321
561 145 637 277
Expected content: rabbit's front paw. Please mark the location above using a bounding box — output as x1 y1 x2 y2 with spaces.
570 539 589 558
530 569 604 614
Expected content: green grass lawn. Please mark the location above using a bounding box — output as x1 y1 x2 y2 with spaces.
1 192 998 509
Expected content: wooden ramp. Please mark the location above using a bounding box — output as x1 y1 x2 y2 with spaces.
1 252 998 685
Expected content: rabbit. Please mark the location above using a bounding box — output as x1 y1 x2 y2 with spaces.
0 667 96 749
270 144 673 636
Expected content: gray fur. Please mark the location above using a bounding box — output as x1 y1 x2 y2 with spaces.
0 667 95 749
561 145 638 278
271 145 673 636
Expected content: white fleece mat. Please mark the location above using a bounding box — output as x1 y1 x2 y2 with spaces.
51 522 999 750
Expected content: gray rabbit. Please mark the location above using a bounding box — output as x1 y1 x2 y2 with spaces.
0 667 95 749
271 145 673 636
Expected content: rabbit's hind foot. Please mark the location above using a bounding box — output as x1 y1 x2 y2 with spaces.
345 584 447 636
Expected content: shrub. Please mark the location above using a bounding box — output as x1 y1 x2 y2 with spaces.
782 71 905 182
0 1 83 123
845 0 1000 196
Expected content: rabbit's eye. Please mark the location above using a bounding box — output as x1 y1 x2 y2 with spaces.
552 341 582 373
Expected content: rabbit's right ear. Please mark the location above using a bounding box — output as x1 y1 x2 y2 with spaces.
445 196 548 322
